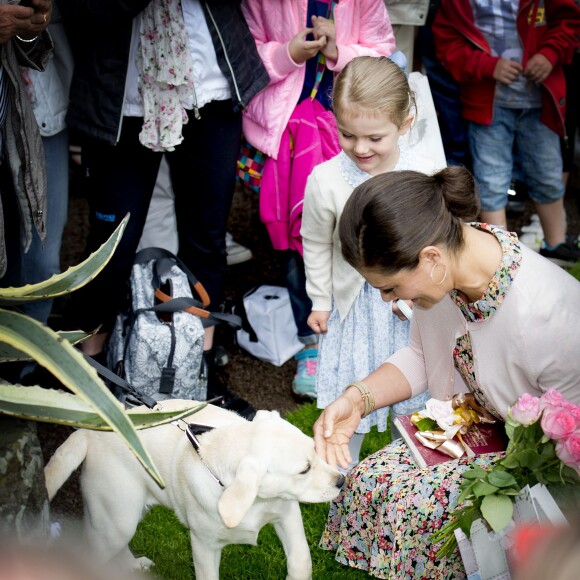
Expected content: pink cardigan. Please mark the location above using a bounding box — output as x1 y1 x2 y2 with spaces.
241 0 396 158
387 243 580 419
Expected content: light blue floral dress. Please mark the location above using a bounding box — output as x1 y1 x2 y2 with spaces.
316 147 431 433
319 224 520 579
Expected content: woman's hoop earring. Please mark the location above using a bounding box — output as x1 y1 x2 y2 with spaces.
430 263 447 286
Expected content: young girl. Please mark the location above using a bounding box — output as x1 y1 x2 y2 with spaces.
301 56 443 467
241 0 398 399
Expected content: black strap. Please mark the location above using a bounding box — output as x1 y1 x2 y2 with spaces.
235 286 260 342
184 423 224 487
186 423 215 438
134 247 204 302
159 324 177 395
83 353 158 409
149 297 242 329
133 247 242 329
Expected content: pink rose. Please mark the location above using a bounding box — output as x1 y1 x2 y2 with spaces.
541 406 579 441
556 431 580 472
540 389 576 411
509 393 542 426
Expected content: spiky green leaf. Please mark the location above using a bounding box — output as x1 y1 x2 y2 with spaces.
0 214 129 305
0 384 206 430
0 330 93 362
0 309 164 487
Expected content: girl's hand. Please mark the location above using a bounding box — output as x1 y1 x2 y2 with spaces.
307 310 330 334
313 389 363 469
392 299 413 321
288 27 326 64
311 15 337 61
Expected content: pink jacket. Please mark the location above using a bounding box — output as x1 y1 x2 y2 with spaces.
241 0 396 158
259 98 340 252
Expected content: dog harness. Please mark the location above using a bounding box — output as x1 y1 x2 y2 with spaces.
179 422 224 487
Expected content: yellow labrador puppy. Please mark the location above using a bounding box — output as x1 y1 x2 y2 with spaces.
44 401 344 580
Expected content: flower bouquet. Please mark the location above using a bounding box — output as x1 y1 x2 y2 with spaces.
431 389 580 559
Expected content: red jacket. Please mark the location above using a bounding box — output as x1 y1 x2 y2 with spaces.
432 0 580 136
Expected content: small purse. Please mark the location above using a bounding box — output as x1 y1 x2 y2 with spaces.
236 138 266 194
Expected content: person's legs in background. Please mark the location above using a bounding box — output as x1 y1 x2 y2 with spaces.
285 250 318 399
468 107 515 228
64 118 163 355
170 101 239 349
137 155 179 255
562 52 579 196
19 130 69 326
515 108 580 266
169 101 255 418
418 18 472 169
138 154 252 265
0 130 69 383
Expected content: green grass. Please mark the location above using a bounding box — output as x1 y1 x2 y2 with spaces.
130 402 391 579
568 262 580 281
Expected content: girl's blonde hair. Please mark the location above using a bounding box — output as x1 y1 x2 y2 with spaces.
332 56 415 128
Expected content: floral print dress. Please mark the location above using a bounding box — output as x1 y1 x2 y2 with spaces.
319 224 521 579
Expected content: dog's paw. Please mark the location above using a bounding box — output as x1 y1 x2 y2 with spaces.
132 556 154 571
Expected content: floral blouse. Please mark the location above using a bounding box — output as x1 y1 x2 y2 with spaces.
450 223 523 419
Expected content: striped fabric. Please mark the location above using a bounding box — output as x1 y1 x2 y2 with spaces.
0 65 9 155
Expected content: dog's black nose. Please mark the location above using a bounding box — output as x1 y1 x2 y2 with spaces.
336 473 346 488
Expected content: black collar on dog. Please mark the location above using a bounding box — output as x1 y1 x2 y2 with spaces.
185 423 224 488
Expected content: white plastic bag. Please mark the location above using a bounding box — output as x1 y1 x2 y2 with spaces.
236 285 303 366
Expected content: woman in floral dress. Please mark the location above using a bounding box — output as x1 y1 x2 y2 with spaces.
314 166 580 578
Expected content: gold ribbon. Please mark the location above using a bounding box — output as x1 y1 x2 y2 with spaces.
452 393 497 424
412 394 497 460
415 431 466 460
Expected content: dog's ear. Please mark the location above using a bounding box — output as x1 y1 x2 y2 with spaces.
218 457 265 528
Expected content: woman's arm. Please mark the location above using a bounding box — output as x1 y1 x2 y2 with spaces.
314 306 430 468
313 361 413 469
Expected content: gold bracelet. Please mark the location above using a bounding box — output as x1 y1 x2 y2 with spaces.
346 381 375 418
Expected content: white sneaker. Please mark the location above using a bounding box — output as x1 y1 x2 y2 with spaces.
226 232 253 265
519 232 542 252
520 214 543 235
519 214 543 252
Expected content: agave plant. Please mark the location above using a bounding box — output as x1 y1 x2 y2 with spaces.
0 215 203 488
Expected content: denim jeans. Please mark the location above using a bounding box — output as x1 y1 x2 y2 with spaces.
285 250 318 345
469 106 564 211
3 130 69 324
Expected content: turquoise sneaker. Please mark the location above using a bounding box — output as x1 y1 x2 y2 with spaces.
292 347 318 399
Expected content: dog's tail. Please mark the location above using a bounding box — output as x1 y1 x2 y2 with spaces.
44 430 88 501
